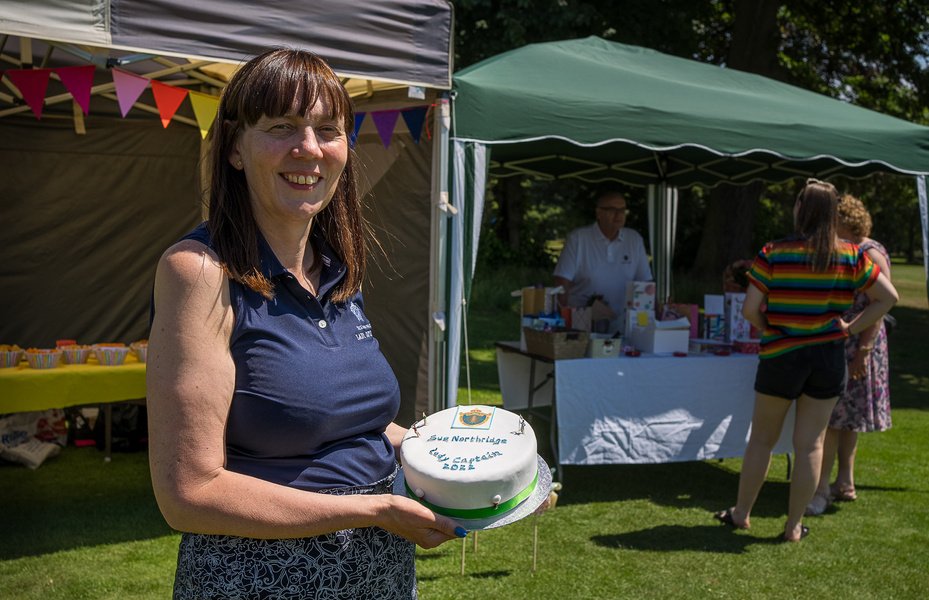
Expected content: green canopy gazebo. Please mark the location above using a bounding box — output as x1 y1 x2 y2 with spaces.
443 36 929 406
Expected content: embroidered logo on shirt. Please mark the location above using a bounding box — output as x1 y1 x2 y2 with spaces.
349 301 364 322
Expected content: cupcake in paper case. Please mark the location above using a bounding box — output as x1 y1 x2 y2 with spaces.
94 346 129 366
61 345 93 364
0 344 24 368
129 340 149 362
25 348 63 369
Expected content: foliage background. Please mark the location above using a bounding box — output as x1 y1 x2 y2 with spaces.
451 1 929 277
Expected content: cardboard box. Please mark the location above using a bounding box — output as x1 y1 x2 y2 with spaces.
585 334 622 358
629 316 690 354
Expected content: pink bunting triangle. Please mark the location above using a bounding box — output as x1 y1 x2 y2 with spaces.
400 106 428 144
151 80 189 128
112 68 150 117
371 110 400 149
7 68 52 119
53 65 96 115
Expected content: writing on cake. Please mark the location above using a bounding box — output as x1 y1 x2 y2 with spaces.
428 447 503 470
425 434 508 444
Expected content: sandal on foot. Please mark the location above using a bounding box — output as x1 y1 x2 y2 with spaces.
783 524 810 542
713 508 748 529
830 483 857 502
804 492 833 516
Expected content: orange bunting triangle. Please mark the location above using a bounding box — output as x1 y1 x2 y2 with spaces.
151 80 189 128
7 68 52 119
187 90 220 139
53 65 96 115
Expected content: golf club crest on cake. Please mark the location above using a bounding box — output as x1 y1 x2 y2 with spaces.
400 405 540 521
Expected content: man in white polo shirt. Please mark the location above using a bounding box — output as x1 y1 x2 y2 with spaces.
554 191 653 333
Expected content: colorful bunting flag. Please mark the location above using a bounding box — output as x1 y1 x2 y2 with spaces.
53 65 96 115
151 80 189 128
371 110 400 149
112 68 150 117
400 106 428 144
7 68 52 119
351 113 366 149
188 90 220 139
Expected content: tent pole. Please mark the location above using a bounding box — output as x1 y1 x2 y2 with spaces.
918 175 929 302
429 94 452 415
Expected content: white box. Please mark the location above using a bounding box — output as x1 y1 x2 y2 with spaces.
629 317 690 354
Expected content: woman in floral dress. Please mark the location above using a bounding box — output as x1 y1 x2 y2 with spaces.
807 195 892 515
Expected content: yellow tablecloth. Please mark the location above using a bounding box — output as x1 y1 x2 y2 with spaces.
0 354 146 414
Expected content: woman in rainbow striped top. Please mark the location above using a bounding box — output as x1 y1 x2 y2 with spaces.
714 179 898 542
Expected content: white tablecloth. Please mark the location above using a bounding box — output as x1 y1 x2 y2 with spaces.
496 345 794 467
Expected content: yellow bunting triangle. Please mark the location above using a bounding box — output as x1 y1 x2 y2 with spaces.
188 90 220 139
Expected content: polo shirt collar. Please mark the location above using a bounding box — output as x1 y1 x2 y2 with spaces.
255 227 348 297
594 221 625 243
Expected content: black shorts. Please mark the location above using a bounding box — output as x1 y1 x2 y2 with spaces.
754 339 848 400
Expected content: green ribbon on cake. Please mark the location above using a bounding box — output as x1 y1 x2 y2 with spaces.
405 471 539 520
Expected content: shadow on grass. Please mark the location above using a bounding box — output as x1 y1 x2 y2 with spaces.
592 524 789 553
888 306 929 410
416 569 512 583
0 447 175 560
554 460 813 523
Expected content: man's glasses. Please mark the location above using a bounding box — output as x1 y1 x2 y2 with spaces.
597 206 629 216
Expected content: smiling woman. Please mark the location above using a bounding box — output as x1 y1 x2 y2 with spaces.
146 48 465 600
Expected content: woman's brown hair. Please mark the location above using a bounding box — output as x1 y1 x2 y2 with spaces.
795 179 839 272
204 48 364 303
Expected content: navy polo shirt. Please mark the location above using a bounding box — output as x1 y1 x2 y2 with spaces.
181 223 400 491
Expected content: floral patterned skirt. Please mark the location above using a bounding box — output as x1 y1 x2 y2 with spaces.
829 325 891 433
173 466 416 600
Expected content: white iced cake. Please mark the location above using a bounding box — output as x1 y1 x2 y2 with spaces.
399 405 539 519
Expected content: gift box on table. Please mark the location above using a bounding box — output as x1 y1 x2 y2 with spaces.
703 294 726 341
624 281 656 327
659 303 699 338
733 338 760 354
523 327 590 360
628 316 690 354
725 292 751 342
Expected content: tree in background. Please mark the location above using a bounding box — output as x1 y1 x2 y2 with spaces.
453 0 929 275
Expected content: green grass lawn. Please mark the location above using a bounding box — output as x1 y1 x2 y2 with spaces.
1 263 927 599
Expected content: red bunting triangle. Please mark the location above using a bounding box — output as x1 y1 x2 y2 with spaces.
371 110 400 149
7 68 52 119
151 80 189 128
53 65 96 115
112 68 150 117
